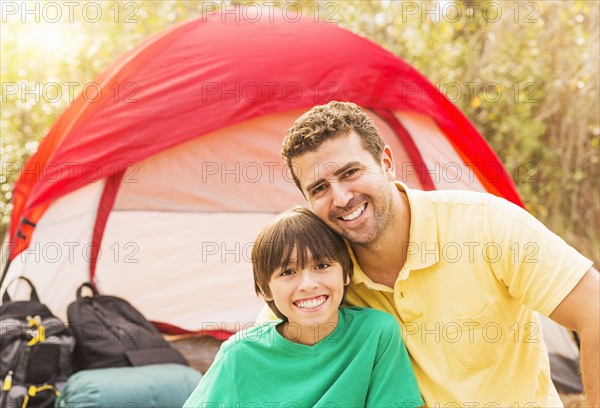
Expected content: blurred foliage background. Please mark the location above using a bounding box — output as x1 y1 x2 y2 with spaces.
1 0 598 264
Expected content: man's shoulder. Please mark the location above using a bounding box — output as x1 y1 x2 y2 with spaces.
412 187 523 223
421 188 494 206
399 181 493 205
419 188 540 231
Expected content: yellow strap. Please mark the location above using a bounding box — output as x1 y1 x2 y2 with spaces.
22 391 31 408
21 384 56 408
33 384 54 394
26 317 46 346
2 371 12 391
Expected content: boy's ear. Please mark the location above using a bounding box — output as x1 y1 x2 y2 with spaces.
344 275 351 285
258 284 273 301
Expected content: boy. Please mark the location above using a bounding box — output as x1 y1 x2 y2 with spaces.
184 207 423 407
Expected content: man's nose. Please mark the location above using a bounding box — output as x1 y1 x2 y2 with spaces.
330 182 352 208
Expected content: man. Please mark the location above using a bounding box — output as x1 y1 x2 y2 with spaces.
280 101 599 406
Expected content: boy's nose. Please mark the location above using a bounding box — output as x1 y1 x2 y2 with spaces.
298 271 319 291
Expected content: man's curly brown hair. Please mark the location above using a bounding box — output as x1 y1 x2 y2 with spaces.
282 101 385 193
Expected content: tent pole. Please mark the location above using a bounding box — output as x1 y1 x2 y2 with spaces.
0 258 12 291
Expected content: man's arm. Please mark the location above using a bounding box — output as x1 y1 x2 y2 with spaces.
549 267 599 407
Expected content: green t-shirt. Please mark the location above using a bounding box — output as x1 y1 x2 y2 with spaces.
184 307 423 408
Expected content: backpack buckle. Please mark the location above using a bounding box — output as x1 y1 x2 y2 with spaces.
26 315 46 346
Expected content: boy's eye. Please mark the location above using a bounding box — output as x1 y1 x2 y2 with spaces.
314 263 330 270
280 269 295 276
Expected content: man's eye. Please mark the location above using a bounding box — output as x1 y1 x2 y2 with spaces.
343 168 359 178
315 263 330 270
311 184 327 196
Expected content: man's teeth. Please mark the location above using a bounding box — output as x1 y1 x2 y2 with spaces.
295 296 327 309
341 204 366 221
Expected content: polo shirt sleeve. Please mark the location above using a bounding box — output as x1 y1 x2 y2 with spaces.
366 313 424 407
482 194 593 316
183 348 238 407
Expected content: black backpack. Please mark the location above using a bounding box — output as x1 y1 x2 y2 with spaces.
67 282 187 370
0 277 74 408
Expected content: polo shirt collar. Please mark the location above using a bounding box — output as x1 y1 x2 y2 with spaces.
397 181 439 271
349 182 439 286
349 247 392 291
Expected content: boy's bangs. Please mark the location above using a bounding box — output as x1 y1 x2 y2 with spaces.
275 221 341 272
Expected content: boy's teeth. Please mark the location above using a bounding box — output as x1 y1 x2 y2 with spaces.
341 204 366 221
295 296 327 309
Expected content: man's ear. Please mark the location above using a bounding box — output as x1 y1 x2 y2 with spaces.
289 159 308 200
381 145 396 181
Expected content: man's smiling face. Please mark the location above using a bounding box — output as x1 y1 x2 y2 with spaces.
292 131 397 248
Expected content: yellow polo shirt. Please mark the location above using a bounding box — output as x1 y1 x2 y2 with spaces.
345 182 592 407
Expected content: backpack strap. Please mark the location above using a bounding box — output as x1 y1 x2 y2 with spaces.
76 282 100 299
2 276 39 303
22 384 59 408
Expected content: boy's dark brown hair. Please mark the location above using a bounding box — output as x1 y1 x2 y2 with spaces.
252 207 353 320
281 101 385 193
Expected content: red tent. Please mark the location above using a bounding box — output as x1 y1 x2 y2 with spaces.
2 11 521 334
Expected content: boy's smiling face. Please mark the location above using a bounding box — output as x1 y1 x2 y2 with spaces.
264 247 348 345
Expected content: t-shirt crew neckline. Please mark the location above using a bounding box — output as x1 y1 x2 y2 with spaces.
271 309 347 356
